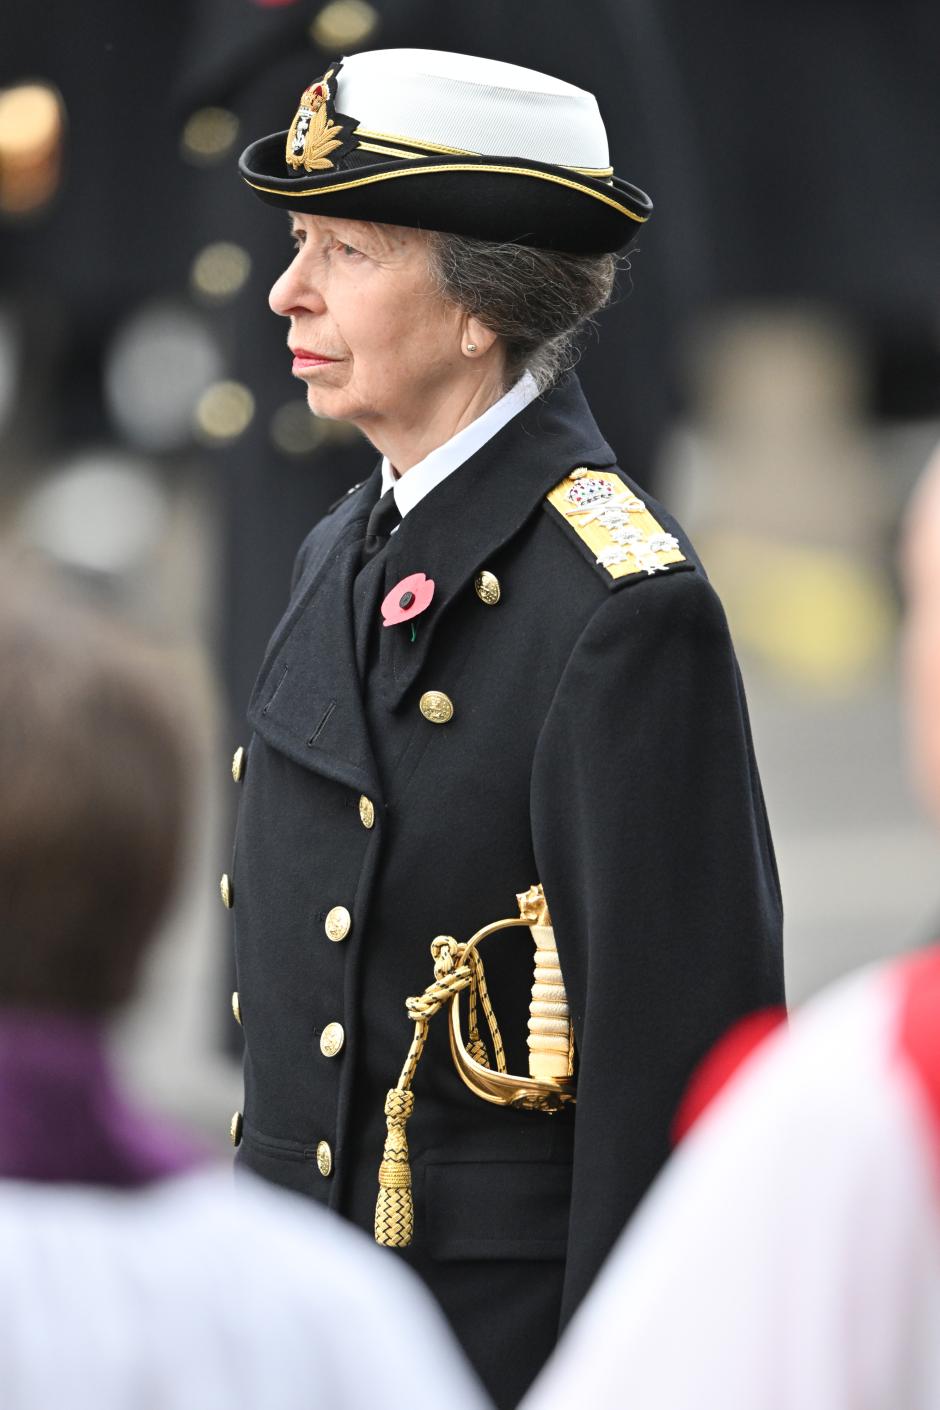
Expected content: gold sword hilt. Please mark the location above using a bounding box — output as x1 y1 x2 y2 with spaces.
517 884 575 1083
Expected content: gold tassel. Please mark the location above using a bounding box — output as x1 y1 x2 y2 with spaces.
373 937 475 1248
374 1087 415 1247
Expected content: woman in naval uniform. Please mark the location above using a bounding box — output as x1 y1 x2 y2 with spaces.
228 47 784 1410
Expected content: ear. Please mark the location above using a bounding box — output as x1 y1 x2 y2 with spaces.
461 315 499 357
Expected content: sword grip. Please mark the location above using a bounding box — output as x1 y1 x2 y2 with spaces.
528 923 573 1080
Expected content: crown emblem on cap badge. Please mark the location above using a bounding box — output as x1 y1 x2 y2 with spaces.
286 69 348 172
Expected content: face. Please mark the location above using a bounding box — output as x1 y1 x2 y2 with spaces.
269 213 469 439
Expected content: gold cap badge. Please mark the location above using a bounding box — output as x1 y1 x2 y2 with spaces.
285 65 356 173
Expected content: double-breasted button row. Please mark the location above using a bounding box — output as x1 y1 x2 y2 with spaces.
220 748 246 909
413 572 500 728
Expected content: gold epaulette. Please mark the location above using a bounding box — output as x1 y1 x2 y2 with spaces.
545 467 687 583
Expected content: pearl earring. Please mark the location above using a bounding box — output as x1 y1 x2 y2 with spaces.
466 343 477 353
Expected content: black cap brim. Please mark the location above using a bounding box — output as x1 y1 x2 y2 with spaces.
239 131 652 254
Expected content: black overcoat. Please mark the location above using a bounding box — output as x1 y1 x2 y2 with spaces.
228 374 784 1408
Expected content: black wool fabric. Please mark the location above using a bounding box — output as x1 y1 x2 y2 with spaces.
228 374 784 1409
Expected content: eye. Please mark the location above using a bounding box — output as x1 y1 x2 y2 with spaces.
290 229 305 252
333 239 364 259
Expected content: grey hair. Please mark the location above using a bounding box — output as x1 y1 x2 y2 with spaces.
426 231 622 393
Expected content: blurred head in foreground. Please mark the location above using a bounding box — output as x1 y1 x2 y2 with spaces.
0 561 186 1016
0 559 198 1188
0 567 487 1409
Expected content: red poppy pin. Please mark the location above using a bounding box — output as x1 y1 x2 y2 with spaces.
381 573 435 627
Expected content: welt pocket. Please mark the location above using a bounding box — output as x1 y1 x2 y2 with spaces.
423 1159 571 1262
241 1121 313 1163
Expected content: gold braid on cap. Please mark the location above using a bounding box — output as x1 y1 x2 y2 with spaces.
374 884 576 1248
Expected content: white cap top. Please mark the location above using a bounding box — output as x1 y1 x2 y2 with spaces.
334 48 611 170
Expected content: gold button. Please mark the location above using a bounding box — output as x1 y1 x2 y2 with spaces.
324 906 351 942
230 1111 243 1147
320 1021 345 1058
231 746 246 782
231 991 241 1025
475 570 501 606
220 873 233 909
419 690 454 724
358 794 375 829
316 1139 333 1177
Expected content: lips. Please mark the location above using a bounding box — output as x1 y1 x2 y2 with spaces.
291 347 340 370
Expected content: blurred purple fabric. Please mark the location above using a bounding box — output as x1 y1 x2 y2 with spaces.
0 1009 204 1187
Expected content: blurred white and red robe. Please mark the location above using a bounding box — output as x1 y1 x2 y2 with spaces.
525 948 940 1410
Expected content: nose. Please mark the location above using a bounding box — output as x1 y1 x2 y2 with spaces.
269 251 326 318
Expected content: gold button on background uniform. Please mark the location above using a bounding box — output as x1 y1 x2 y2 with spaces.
219 873 233 909
231 991 241 1025
230 1111 243 1147
358 794 375 829
231 746 246 782
419 690 454 724
316 1139 333 1177
475 570 501 605
320 1021 345 1057
324 905 351 942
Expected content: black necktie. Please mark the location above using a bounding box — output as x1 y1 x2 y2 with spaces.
360 488 402 565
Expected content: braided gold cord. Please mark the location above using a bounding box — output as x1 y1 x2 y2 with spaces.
469 948 507 1074
466 957 488 1068
375 937 474 1248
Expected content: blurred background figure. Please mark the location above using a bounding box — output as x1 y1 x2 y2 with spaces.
521 444 940 1410
0 0 938 1146
0 559 487 1410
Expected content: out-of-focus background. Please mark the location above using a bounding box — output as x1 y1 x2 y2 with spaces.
1 0 938 1152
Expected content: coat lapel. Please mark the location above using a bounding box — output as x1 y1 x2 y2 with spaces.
246 465 383 800
245 376 615 789
375 376 616 710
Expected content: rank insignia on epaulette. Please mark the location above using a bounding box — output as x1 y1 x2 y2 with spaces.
545 468 686 581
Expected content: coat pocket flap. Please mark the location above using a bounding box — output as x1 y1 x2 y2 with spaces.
424 1159 571 1261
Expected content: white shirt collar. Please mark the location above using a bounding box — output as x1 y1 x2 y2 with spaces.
380 371 540 518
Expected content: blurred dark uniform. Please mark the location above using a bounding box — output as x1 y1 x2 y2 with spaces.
227 371 784 1408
